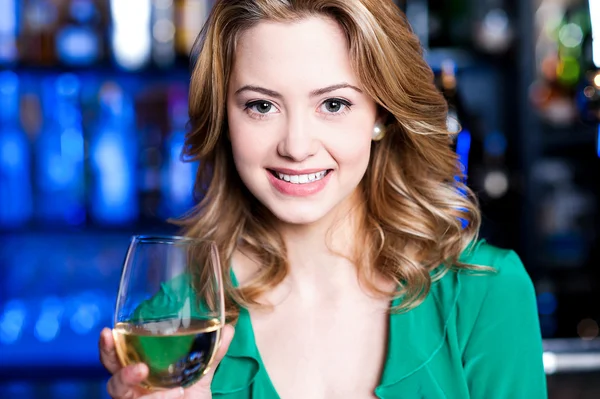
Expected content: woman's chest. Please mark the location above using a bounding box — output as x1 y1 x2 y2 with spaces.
249 300 389 399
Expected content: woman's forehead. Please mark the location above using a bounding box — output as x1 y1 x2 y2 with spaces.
230 17 359 92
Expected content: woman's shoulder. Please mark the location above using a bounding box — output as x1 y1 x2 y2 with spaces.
442 239 537 328
456 238 534 294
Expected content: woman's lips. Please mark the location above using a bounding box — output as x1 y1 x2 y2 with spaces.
266 168 332 197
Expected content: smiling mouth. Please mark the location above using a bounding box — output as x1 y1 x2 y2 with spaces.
268 169 332 184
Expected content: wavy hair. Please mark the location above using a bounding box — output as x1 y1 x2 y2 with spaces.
179 0 483 320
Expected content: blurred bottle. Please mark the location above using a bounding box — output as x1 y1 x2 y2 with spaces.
55 0 106 66
35 74 86 225
110 0 152 70
530 2 592 125
89 81 138 225
556 6 590 88
136 90 167 222
152 0 176 68
437 59 471 178
174 0 209 58
0 0 19 65
0 71 33 228
575 1 600 124
19 0 60 66
590 0 600 69
473 0 514 55
438 60 464 134
160 86 196 219
436 59 510 200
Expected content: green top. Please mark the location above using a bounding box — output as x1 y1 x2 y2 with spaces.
138 240 548 398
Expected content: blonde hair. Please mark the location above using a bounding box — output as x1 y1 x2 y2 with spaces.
179 0 482 320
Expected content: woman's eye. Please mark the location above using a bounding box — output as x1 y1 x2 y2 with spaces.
248 101 275 114
321 99 351 114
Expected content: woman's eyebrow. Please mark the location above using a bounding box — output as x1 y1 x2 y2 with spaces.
234 82 362 98
309 83 362 97
234 85 282 98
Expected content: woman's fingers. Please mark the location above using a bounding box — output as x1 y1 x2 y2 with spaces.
106 363 149 399
102 325 235 399
99 327 122 374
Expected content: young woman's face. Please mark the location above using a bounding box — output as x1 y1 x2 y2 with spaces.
227 16 378 225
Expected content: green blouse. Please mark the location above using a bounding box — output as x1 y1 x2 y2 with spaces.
138 240 548 398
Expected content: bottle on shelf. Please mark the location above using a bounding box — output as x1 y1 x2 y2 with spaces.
89 81 139 225
135 88 168 223
437 59 471 180
0 0 19 65
55 0 106 66
152 0 176 68
174 0 210 59
436 59 510 201
19 0 60 66
160 85 196 219
531 2 592 126
0 71 33 228
35 73 86 225
473 0 514 55
576 0 600 124
109 0 152 70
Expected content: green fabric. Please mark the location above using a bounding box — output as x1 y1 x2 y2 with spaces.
139 240 548 398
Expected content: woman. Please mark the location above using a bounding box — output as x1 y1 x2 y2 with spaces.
99 0 547 398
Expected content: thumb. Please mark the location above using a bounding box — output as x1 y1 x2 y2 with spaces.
184 324 235 396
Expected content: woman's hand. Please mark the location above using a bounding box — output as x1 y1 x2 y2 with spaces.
99 325 235 399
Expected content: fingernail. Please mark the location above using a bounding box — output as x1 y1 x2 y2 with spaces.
134 364 146 377
165 387 184 398
102 329 111 343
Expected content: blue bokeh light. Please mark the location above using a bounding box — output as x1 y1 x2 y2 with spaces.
537 292 558 316
0 299 27 344
34 297 65 343
456 129 472 178
596 124 600 158
89 82 138 225
484 131 507 157
70 301 101 335
51 381 86 399
56 73 81 97
0 136 21 168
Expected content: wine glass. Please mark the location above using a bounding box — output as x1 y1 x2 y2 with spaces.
112 235 225 390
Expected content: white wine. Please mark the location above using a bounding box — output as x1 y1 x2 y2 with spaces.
113 318 222 390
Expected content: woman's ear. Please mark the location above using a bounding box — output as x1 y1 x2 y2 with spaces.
376 105 392 126
372 107 391 141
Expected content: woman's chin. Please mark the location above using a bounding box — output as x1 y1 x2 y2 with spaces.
268 206 329 227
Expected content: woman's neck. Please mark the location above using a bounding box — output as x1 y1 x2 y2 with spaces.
275 190 367 287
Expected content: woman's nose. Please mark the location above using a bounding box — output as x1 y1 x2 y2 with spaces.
276 115 319 162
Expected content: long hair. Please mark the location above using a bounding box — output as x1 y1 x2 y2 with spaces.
179 0 482 320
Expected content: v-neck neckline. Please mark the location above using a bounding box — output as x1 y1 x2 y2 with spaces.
228 268 402 399
220 240 480 397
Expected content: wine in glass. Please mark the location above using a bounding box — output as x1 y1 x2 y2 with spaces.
112 235 225 390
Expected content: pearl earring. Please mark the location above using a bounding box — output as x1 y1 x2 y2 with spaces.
372 123 386 141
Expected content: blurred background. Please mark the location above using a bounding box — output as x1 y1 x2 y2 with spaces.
0 0 598 397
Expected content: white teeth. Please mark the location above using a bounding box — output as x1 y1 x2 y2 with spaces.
276 170 328 184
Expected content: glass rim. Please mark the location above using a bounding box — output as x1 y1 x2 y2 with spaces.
131 235 215 245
